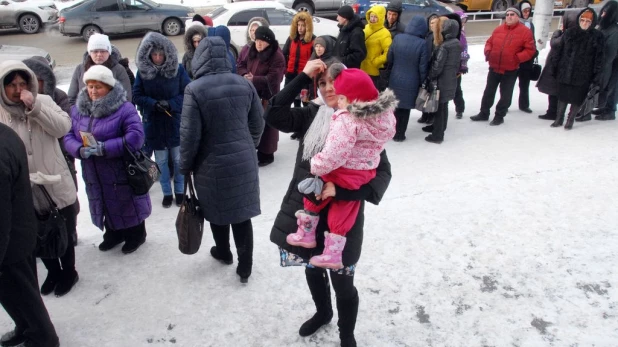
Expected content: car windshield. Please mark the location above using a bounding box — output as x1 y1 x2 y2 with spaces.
140 0 159 7
207 7 228 19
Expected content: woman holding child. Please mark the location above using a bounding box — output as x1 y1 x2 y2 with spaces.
265 59 393 347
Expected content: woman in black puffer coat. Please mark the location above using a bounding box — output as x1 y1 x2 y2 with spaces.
551 8 604 129
265 59 392 347
424 18 461 143
418 13 439 124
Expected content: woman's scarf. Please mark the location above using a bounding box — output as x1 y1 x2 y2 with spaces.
302 89 334 161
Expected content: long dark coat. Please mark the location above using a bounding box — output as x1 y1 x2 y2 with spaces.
552 9 605 105
64 84 152 231
388 16 429 109
133 32 191 151
180 37 264 226
264 73 392 266
428 19 461 102
0 123 37 267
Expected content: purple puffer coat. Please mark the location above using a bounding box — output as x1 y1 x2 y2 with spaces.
64 82 151 231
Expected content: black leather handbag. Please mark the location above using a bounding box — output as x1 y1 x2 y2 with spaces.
123 137 160 195
35 186 68 259
176 177 204 255
530 58 542 81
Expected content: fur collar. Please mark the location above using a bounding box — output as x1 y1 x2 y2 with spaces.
346 89 398 119
184 24 207 55
76 82 127 118
249 42 280 62
136 32 179 80
290 11 314 43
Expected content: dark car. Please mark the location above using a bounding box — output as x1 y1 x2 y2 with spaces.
342 0 452 25
59 0 193 41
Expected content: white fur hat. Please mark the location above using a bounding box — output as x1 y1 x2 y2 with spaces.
87 34 111 53
83 65 115 87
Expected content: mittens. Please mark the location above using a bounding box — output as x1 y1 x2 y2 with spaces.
298 176 324 195
79 142 105 159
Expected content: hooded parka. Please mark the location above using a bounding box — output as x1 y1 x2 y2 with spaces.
428 19 462 102
133 32 191 151
387 16 429 109
385 0 405 38
264 72 392 266
180 37 264 226
64 82 151 231
67 47 132 105
0 61 76 211
552 8 605 105
182 24 208 80
335 15 367 69
361 6 392 76
283 11 315 75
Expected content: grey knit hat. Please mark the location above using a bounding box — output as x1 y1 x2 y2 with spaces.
505 7 521 17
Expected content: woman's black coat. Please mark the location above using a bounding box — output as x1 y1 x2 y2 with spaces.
264 73 392 266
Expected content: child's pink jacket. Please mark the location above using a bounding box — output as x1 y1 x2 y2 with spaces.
311 89 398 176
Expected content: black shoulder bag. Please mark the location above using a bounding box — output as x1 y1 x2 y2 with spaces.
123 138 161 195
35 185 68 259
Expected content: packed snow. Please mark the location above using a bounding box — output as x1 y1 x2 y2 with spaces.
1 44 617 346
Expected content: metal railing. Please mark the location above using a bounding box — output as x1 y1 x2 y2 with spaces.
466 6 584 22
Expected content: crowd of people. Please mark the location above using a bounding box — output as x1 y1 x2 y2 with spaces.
1 1 617 346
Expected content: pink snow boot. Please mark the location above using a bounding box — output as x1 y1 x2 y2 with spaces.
286 210 318 248
309 232 346 270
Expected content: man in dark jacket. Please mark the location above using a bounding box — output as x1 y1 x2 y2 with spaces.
385 0 405 38
335 5 367 69
592 0 618 121
471 7 535 126
180 37 264 284
516 0 537 114
0 123 59 347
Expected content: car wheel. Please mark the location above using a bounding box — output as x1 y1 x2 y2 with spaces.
294 2 314 15
571 0 588 8
19 14 40 34
82 25 101 42
491 0 511 12
163 18 182 36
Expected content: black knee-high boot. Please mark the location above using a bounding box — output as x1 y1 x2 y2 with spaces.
552 101 568 127
331 272 358 347
299 267 333 337
210 223 233 264
231 220 253 282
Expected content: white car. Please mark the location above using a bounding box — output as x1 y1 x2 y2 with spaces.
0 44 55 68
0 0 59 34
191 1 340 58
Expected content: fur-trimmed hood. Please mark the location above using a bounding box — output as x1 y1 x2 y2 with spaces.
245 17 270 45
76 82 127 118
183 24 207 55
599 0 618 30
346 88 398 119
136 32 179 80
289 11 314 43
22 56 56 95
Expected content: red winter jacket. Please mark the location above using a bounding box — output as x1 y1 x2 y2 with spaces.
484 21 536 74
284 36 314 74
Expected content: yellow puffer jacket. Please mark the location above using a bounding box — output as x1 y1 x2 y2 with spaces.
360 6 392 76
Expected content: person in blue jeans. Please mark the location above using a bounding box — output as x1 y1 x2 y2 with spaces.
133 32 191 208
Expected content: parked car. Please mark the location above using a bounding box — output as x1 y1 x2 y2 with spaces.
0 44 55 67
58 0 194 41
276 0 341 16
0 0 58 34
341 0 452 24
456 0 601 13
203 1 340 59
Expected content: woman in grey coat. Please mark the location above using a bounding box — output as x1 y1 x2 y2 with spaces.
424 18 461 143
180 37 264 283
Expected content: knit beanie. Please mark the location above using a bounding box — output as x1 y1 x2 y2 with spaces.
254 26 277 46
520 2 531 11
333 68 378 103
87 34 111 53
580 10 594 21
505 7 521 17
314 36 326 48
83 65 115 87
337 5 355 20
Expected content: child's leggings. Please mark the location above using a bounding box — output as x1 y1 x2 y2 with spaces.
303 167 376 236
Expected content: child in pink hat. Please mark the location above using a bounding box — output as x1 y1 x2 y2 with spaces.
287 66 397 269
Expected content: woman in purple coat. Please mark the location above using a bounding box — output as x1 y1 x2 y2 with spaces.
237 26 285 166
64 66 152 254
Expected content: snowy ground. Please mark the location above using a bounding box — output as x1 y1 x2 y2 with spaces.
2 44 617 346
